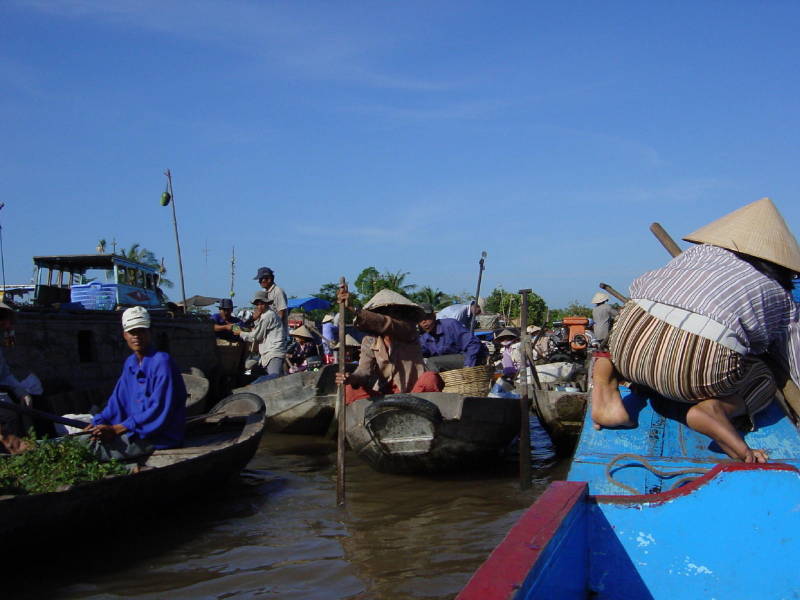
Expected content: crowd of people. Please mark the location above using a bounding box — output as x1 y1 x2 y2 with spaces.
2 198 799 468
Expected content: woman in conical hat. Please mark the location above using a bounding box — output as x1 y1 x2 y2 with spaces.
287 324 318 373
334 283 443 404
592 198 800 463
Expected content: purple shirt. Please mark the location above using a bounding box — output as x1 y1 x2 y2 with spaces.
93 349 187 449
419 318 486 367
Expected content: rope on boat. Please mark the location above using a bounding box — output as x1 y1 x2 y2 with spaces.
605 452 712 495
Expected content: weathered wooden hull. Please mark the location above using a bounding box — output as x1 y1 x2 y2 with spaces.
6 310 218 416
0 393 266 539
458 464 800 599
345 392 520 474
235 364 337 434
531 390 587 455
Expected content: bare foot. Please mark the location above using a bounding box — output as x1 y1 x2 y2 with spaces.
591 357 635 429
744 449 769 463
686 398 767 462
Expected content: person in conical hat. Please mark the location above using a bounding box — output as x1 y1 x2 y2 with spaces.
592 197 800 463
591 292 618 346
335 283 443 404
287 324 319 373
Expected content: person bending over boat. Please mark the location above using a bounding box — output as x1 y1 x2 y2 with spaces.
235 291 286 381
437 301 481 329
417 303 488 372
85 306 187 460
592 198 800 463
335 286 443 405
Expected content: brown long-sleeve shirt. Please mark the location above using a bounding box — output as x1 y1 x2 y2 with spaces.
350 309 426 394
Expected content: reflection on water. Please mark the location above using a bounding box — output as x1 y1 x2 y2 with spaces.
13 418 567 600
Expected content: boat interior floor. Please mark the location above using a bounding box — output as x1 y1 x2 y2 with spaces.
569 387 800 495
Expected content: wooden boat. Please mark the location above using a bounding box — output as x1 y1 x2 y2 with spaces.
0 392 266 539
345 392 521 473
530 389 586 455
234 364 338 434
458 386 800 598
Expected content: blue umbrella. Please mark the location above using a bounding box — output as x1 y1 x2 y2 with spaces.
287 297 332 311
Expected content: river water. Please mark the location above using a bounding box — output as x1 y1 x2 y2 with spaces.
14 420 567 600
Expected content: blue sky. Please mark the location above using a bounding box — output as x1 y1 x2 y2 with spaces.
2 1 799 308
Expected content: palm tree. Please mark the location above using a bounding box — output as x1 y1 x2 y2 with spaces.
382 270 416 295
412 286 447 309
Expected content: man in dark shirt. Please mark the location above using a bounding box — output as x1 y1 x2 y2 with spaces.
417 303 487 372
211 298 242 342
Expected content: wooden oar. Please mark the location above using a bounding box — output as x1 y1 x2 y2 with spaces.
518 289 532 490
0 399 91 429
336 277 347 506
599 282 630 304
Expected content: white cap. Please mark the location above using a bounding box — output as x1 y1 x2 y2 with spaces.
122 306 151 332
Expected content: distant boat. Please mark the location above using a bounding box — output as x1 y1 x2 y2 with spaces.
457 385 800 599
0 392 267 540
235 365 337 435
345 392 520 474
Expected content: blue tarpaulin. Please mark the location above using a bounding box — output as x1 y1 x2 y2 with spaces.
287 297 332 311
793 280 800 303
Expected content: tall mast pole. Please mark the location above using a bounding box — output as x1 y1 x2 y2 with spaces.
164 169 187 309
230 246 236 299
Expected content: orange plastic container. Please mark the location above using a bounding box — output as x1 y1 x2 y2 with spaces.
562 316 589 351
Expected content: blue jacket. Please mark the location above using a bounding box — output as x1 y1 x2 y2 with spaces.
93 349 187 449
419 318 487 367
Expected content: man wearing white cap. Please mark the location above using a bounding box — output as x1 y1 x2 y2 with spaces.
591 292 618 346
85 306 187 459
235 291 285 381
592 198 800 464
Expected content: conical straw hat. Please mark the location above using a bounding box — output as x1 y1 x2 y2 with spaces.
331 333 362 349
291 325 314 339
363 289 421 311
683 197 800 273
591 292 609 304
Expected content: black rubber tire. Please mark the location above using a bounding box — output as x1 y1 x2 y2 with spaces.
364 394 443 424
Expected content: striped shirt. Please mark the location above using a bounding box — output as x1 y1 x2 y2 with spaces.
629 243 800 386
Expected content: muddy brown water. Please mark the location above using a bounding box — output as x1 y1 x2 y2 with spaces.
12 420 567 600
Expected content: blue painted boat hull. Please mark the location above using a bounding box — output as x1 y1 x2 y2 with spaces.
458 463 800 599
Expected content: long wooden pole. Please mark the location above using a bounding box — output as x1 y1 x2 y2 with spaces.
518 288 532 490
649 222 682 258
336 277 347 506
599 282 630 304
164 169 188 309
470 251 487 332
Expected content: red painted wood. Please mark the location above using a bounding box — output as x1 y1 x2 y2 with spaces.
456 481 588 600
595 462 799 505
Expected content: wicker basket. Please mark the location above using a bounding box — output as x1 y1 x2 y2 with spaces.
439 365 494 396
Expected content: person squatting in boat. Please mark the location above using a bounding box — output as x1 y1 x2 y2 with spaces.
335 286 443 405
592 198 800 463
84 306 187 460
